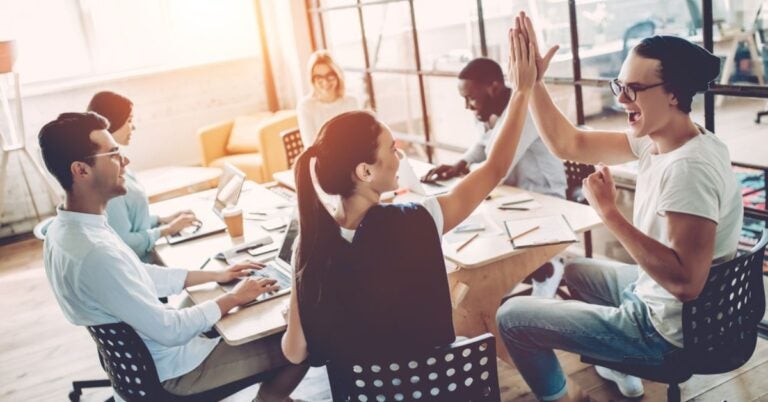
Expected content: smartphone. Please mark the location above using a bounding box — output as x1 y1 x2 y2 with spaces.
261 218 287 231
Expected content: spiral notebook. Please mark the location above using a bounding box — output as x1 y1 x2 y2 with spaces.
504 215 578 249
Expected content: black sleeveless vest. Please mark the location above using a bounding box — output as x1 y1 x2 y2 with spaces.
298 203 455 366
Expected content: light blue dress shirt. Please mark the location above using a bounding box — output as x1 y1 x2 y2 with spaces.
43 207 221 383
461 109 567 198
105 169 162 261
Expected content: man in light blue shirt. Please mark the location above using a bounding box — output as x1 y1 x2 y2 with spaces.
39 112 307 401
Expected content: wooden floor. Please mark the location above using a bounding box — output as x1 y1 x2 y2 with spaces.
2 237 768 402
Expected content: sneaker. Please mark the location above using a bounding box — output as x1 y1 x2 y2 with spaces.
595 365 644 398
531 258 565 298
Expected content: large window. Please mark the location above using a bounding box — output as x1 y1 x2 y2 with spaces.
0 0 261 84
308 0 768 164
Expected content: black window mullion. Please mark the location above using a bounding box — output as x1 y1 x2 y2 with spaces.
703 0 715 131
356 0 377 110
477 0 488 57
568 0 585 126
407 0 433 161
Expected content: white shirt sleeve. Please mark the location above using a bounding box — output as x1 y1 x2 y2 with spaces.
657 159 721 224
78 247 221 347
142 263 189 297
420 197 444 237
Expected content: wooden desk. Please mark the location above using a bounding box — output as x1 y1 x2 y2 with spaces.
400 162 603 363
136 166 222 203
152 182 295 346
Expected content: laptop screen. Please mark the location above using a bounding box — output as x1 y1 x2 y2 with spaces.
277 217 300 267
213 164 246 216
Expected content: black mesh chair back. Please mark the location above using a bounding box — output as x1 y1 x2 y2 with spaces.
87 322 267 401
564 160 595 204
582 229 768 401
327 333 500 402
682 228 768 373
87 323 169 401
281 128 304 168
564 160 596 257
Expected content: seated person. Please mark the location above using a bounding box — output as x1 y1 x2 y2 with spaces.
496 13 743 402
88 91 197 262
39 112 307 402
297 50 359 146
280 26 538 366
425 57 567 297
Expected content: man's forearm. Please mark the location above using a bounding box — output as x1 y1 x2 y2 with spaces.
601 209 689 293
184 271 221 288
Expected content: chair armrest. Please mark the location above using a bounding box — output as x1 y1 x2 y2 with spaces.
198 120 235 166
258 110 298 178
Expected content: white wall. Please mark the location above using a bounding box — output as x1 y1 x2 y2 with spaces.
0 57 271 238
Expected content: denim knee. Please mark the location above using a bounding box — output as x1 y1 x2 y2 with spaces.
496 296 537 339
562 257 594 288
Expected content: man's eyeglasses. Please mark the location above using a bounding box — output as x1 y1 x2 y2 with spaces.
84 149 126 162
312 73 338 84
609 79 665 102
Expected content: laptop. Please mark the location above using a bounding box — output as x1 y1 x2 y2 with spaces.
166 163 246 245
397 157 450 197
220 216 299 305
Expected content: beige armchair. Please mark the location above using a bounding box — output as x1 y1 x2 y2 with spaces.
198 110 297 183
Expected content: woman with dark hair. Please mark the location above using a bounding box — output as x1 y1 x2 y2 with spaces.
495 13 743 401
88 91 198 262
281 27 538 366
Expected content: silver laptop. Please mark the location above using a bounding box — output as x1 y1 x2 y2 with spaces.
220 216 299 305
166 163 246 245
397 157 450 196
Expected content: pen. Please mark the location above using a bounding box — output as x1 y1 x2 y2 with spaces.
509 225 540 241
456 233 480 252
498 206 529 211
199 257 211 270
501 199 531 206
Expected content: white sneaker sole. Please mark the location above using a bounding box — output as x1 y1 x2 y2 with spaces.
595 366 645 398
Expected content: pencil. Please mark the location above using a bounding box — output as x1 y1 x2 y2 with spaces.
199 257 211 270
509 225 540 241
456 233 480 252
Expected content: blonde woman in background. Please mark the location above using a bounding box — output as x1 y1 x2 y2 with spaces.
297 50 359 146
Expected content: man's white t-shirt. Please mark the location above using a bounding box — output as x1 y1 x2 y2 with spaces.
627 126 743 347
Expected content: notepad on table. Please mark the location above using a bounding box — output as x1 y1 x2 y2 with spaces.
504 215 577 249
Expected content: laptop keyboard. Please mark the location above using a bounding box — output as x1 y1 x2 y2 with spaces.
221 264 291 292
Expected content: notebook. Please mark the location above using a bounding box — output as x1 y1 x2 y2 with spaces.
504 215 578 249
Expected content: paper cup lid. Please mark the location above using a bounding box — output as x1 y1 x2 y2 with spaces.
221 206 242 217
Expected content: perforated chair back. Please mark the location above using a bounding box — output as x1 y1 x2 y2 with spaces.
682 229 768 374
280 128 304 168
327 333 500 402
86 322 267 401
564 161 595 204
87 322 166 401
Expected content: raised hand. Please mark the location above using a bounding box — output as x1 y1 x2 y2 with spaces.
508 24 537 93
582 164 619 219
516 11 559 82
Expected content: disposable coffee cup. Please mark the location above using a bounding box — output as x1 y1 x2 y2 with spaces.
222 206 244 238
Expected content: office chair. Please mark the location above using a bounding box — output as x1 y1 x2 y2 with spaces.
76 322 269 402
564 160 597 259
581 229 768 402
326 333 501 402
280 128 304 169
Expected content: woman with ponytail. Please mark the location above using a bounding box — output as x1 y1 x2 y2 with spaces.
281 25 538 366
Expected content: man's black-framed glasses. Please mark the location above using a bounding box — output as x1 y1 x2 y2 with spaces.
609 79 665 102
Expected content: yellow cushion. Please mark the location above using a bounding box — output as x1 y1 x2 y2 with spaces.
225 112 274 154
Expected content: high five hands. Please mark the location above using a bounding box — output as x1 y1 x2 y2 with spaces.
512 11 560 84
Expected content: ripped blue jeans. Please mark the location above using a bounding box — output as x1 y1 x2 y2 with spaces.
496 258 679 401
